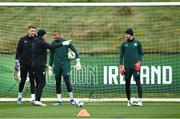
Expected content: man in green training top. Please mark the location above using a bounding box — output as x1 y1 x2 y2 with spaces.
119 28 144 106
49 30 81 105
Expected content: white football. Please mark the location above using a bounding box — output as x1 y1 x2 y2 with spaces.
68 50 76 60
130 97 138 104
75 100 84 107
130 97 142 106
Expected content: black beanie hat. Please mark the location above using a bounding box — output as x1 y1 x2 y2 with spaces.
125 28 134 36
37 29 46 37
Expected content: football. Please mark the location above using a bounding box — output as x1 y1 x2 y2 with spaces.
75 100 84 107
68 50 76 60
130 97 142 106
130 98 139 104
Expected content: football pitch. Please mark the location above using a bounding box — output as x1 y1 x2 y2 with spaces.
0 102 180 118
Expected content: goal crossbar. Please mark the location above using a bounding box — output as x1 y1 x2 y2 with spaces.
0 2 180 7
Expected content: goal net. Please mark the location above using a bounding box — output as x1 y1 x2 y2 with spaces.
0 2 180 102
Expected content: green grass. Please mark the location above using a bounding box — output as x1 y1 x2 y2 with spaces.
0 102 180 118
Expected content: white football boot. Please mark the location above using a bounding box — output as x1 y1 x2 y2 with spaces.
127 99 132 107
34 101 47 107
136 98 143 106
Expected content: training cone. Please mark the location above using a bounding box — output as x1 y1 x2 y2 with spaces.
77 108 90 117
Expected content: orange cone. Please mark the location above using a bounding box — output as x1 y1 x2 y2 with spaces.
77 108 90 117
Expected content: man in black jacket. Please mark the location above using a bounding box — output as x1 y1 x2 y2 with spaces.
32 29 70 106
15 25 38 104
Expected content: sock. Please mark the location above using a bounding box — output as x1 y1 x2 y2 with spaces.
68 92 74 100
31 94 35 101
128 99 131 103
18 92 22 98
57 94 62 102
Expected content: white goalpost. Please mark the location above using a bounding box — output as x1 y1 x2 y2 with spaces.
0 2 180 102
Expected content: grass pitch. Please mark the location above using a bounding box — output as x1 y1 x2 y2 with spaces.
0 102 180 118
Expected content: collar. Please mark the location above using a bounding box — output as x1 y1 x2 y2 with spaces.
127 38 134 42
55 38 62 42
26 34 35 39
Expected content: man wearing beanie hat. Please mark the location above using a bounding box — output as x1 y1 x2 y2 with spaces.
32 29 71 106
119 28 144 107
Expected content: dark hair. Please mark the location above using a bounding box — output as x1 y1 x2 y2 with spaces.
53 30 61 34
27 25 36 29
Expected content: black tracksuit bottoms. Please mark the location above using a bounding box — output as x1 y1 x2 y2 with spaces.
33 67 46 101
19 64 35 94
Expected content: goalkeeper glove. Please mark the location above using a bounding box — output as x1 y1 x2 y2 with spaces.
134 61 141 71
14 70 21 81
14 59 20 71
74 58 81 71
119 65 125 75
62 40 71 46
46 65 53 77
14 59 20 81
68 50 76 60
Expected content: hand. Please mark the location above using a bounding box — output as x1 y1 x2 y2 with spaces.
134 61 141 71
119 65 125 75
14 59 20 71
14 68 21 81
62 40 71 46
14 60 20 81
74 58 81 71
46 66 53 77
68 50 76 60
